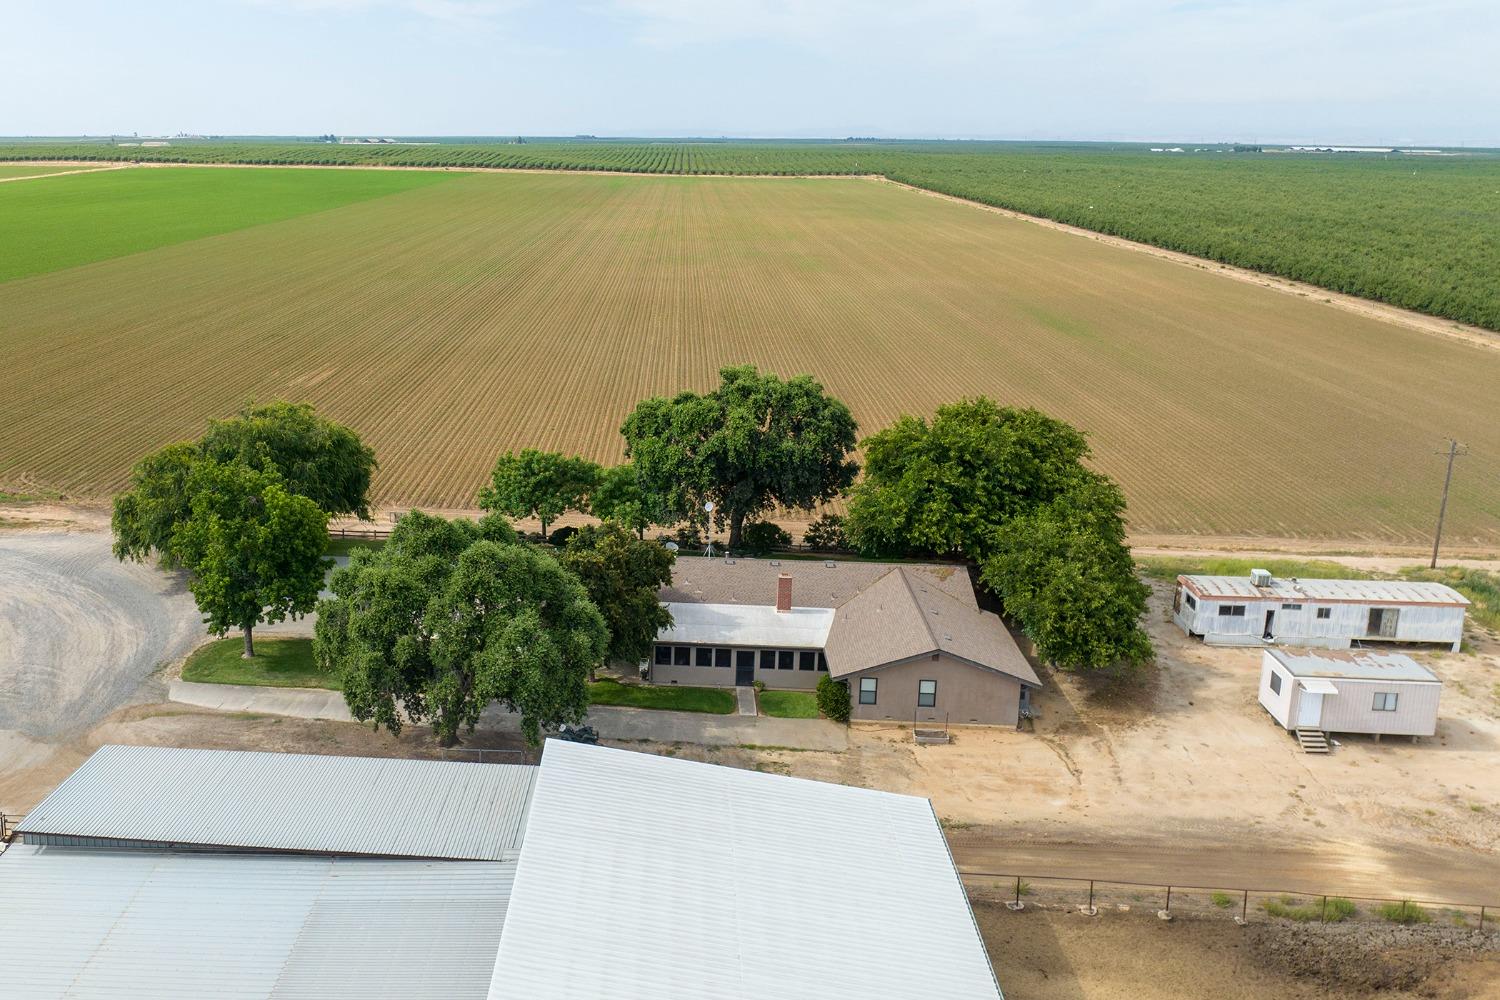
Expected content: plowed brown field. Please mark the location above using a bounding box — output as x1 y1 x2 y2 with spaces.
3 170 1498 545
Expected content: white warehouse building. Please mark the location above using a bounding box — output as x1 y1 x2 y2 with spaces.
1173 569 1467 651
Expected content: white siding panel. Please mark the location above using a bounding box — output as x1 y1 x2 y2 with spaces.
1257 651 1295 728
1319 681 1441 736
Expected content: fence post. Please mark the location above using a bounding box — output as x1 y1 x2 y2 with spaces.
1321 895 1328 924
1480 906 1486 932
1241 890 1249 925
1015 877 1022 908
1089 880 1095 913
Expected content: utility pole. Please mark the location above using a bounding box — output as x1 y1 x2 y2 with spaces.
1430 438 1465 568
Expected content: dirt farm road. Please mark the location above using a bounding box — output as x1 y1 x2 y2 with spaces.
950 833 1499 906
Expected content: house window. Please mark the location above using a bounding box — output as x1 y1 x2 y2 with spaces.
760 650 778 670
696 647 715 667
673 646 691 666
1372 692 1399 712
1219 604 1246 617
1282 603 1302 611
1269 671 1282 695
798 651 817 671
859 677 877 705
817 652 829 672
778 650 795 671
714 648 732 668
654 644 672 666
1316 607 1332 620
918 679 937 708
1185 593 1197 610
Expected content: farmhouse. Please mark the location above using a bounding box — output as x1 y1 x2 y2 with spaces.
652 556 1041 726
1258 648 1442 744
1173 569 1466 651
1 742 1002 1000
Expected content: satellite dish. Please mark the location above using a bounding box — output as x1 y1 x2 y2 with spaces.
664 541 679 552
704 501 715 513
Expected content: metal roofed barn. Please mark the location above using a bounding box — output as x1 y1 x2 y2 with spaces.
16 745 536 859
487 739 1004 1000
1173 570 1467 651
0 846 512 999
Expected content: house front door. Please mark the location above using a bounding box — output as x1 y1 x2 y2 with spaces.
735 650 755 686
1296 690 1323 729
1263 609 1276 640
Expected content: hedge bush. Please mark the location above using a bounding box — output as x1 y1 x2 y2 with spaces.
817 675 851 723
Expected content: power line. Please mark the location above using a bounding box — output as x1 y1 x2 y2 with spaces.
1429 438 1467 569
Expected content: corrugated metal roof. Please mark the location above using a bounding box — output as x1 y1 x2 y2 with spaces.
1181 575 1468 606
0 845 512 1000
1267 649 1441 683
17 746 535 860
662 555 975 608
489 740 1003 1000
659 601 835 647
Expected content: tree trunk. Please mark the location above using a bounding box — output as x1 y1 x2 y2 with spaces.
242 626 255 659
728 509 746 552
541 516 550 541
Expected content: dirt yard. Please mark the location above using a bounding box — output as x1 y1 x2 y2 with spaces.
974 901 1500 1000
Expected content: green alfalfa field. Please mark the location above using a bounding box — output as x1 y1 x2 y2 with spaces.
2 165 1498 547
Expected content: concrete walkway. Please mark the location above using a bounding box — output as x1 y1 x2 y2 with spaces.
168 680 848 751
735 686 757 716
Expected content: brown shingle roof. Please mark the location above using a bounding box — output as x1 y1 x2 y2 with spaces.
823 569 1040 687
662 556 974 609
661 556 1038 687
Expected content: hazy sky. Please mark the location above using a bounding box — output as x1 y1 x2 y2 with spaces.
6 1 1498 144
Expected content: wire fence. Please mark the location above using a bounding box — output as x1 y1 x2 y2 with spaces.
960 870 1499 933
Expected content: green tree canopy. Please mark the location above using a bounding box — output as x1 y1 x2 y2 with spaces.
315 512 607 745
170 460 330 658
200 401 378 519
478 449 601 540
620 365 858 550
111 441 201 566
589 463 670 540
559 522 675 666
979 476 1153 672
112 401 376 565
845 398 1091 561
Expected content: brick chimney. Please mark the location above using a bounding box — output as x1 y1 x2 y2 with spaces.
776 573 793 613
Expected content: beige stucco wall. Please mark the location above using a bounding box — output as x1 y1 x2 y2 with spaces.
844 653 1022 727
648 646 823 690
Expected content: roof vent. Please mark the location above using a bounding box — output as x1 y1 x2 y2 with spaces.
1250 568 1273 587
824 561 836 569
769 560 781 567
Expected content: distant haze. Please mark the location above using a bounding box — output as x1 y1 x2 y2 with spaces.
5 1 1498 146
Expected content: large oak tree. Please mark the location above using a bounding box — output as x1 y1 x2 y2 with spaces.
621 365 858 551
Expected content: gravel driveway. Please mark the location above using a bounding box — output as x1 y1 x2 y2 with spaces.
0 531 202 739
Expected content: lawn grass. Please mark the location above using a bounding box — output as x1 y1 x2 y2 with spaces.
0 166 453 282
588 677 735 714
758 689 820 719
327 535 387 558
180 637 337 690
1136 555 1367 583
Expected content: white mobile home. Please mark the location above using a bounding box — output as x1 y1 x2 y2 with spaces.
1173 570 1466 651
1259 648 1441 739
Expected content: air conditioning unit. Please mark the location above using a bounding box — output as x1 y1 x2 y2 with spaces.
1250 568 1274 588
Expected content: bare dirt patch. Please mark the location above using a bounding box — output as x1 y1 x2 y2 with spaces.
974 901 1500 1000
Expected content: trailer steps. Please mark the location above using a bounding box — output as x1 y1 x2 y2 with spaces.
1295 728 1330 754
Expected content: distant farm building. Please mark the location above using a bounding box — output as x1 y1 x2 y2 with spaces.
652 556 1040 726
1258 648 1441 743
1173 570 1466 651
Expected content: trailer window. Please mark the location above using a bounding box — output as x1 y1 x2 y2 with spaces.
1372 692 1399 712
1281 603 1302 611
1218 604 1246 617
1269 671 1282 695
1185 593 1197 610
1316 607 1332 620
